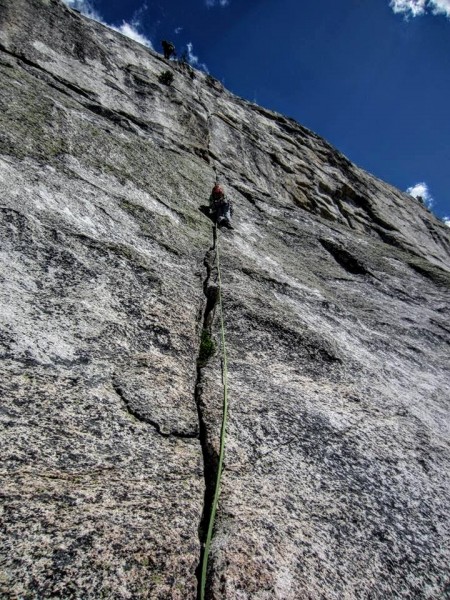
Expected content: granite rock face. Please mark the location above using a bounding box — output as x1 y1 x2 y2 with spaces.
0 1 449 598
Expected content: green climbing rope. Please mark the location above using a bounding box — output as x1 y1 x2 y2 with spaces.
199 228 229 600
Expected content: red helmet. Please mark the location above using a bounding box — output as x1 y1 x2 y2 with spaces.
212 184 224 198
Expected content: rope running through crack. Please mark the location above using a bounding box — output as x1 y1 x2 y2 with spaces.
199 226 229 600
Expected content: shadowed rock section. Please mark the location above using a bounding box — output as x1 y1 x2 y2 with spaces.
319 238 370 276
0 0 449 598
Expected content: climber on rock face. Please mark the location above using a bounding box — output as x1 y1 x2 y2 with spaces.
161 40 176 60
209 183 233 229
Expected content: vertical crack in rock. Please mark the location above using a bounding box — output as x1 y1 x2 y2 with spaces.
194 225 220 599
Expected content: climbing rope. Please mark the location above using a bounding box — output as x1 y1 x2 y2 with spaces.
199 227 229 600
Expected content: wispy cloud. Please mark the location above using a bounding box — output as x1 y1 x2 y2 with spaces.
186 42 209 73
442 216 450 227
113 21 152 47
174 27 183 34
406 181 434 207
62 0 153 48
389 0 450 18
205 0 230 7
62 0 101 19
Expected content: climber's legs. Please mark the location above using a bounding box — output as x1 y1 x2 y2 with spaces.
215 203 232 227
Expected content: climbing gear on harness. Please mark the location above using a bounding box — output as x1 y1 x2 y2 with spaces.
199 227 229 600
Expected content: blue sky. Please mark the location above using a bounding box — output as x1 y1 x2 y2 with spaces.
64 0 450 225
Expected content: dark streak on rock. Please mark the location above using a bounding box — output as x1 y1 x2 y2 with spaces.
320 238 370 276
408 259 450 288
0 43 97 101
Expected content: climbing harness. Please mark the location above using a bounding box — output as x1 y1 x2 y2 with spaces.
199 226 229 600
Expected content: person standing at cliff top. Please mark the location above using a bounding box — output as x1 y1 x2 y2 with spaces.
161 40 176 60
209 183 234 229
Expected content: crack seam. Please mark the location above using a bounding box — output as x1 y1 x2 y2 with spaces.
193 227 220 600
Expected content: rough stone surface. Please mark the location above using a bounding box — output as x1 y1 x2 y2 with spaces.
0 1 449 598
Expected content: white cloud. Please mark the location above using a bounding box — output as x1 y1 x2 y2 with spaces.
205 0 230 7
443 217 450 227
389 0 450 18
175 27 183 34
406 181 434 207
186 42 209 73
61 0 153 48
111 21 152 47
430 0 450 16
